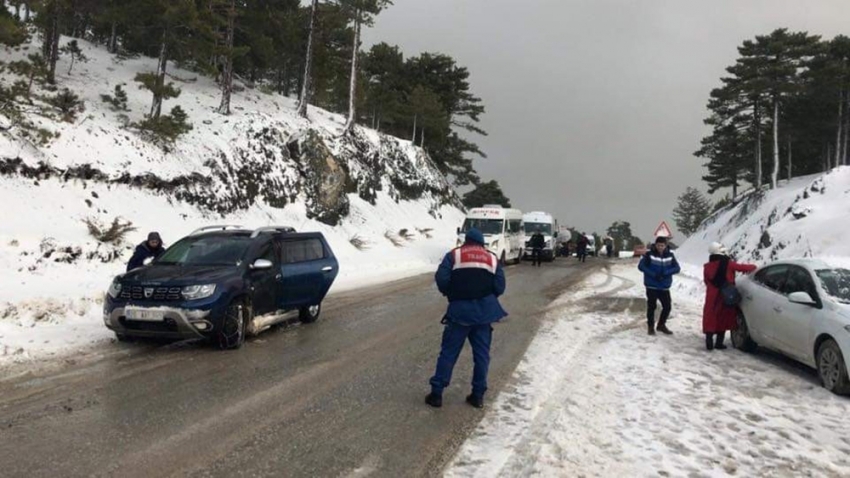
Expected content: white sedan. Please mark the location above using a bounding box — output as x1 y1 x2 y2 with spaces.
734 259 850 395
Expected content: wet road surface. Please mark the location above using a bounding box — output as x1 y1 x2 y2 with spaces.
0 258 601 477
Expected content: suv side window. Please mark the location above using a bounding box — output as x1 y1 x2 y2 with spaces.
281 239 326 264
782 266 818 299
755 265 789 292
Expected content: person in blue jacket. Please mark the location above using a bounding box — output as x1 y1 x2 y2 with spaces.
426 228 507 409
127 232 165 272
638 236 680 336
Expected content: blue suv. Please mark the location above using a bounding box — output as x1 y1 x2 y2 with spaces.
103 226 339 349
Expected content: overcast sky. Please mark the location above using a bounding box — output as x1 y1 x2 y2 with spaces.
363 0 848 240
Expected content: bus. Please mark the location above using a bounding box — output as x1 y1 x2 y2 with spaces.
457 206 524 264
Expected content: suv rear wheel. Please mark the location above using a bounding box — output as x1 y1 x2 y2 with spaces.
299 303 321 324
217 299 250 350
817 339 850 395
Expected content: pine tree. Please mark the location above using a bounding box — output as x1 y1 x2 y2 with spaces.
297 0 319 118
60 40 88 74
462 180 511 209
672 187 712 237
0 7 27 46
336 0 392 134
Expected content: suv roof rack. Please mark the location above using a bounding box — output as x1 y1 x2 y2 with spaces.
250 226 297 238
190 225 246 236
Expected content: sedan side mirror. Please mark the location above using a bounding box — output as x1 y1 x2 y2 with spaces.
788 291 817 306
250 258 273 270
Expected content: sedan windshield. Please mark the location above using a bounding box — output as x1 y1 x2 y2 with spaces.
816 269 850 304
524 222 552 235
156 236 252 266
461 218 504 235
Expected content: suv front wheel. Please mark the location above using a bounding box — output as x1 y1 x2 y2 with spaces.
299 303 321 324
217 299 250 350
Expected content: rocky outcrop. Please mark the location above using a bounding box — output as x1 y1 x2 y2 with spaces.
1 120 461 226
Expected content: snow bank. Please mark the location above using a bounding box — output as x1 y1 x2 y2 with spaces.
677 168 850 269
0 37 465 367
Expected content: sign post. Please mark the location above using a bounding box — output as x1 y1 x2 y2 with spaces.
653 221 673 240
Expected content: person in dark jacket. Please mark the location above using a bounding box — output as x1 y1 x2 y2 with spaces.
426 228 508 409
703 242 757 350
127 232 165 271
638 236 681 335
529 228 545 267
604 236 614 258
576 234 589 263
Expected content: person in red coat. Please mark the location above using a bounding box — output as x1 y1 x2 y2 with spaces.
703 242 757 351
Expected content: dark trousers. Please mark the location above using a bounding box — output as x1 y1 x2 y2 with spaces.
429 322 493 397
646 288 672 326
532 248 543 266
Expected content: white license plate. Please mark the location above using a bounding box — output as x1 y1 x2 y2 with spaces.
125 308 165 322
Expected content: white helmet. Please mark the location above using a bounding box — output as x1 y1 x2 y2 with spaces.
709 242 728 255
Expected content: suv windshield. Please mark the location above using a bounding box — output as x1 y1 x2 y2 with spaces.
156 235 253 266
816 268 850 304
524 222 552 234
461 218 504 235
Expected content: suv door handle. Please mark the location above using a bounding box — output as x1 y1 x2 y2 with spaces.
275 274 282 280
773 306 782 314
322 266 334 272
744 294 753 300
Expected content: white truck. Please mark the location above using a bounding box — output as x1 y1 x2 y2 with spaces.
522 211 558 261
457 206 524 264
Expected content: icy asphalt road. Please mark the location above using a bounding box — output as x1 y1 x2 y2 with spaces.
0 258 600 478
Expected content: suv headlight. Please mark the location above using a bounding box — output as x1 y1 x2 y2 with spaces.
107 281 122 299
182 284 216 300
490 240 500 249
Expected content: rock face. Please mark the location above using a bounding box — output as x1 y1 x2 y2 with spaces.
1 119 462 226
288 129 351 225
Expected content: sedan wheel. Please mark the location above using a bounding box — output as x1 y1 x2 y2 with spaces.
731 311 757 353
817 339 850 395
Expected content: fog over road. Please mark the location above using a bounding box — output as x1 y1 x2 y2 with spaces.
0 259 600 478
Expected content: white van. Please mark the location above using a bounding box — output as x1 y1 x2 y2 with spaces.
457 206 524 264
522 211 558 261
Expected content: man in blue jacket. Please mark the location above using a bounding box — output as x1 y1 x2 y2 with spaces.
638 236 680 336
426 228 507 409
127 232 165 272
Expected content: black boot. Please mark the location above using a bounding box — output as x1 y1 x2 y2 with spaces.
425 393 443 408
656 322 673 335
715 332 727 350
466 394 484 409
705 334 714 351
648 320 656 336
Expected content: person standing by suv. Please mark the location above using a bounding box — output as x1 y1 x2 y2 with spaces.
529 228 545 267
127 232 165 271
638 236 680 335
426 228 507 409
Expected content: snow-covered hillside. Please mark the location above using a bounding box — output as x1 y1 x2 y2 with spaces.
0 37 465 366
677 167 850 269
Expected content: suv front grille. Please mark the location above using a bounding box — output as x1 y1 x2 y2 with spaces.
120 286 183 301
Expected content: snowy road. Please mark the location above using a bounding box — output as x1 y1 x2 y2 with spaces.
0 258 599 477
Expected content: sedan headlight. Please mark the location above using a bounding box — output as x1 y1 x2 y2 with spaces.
182 284 217 300
107 281 122 299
